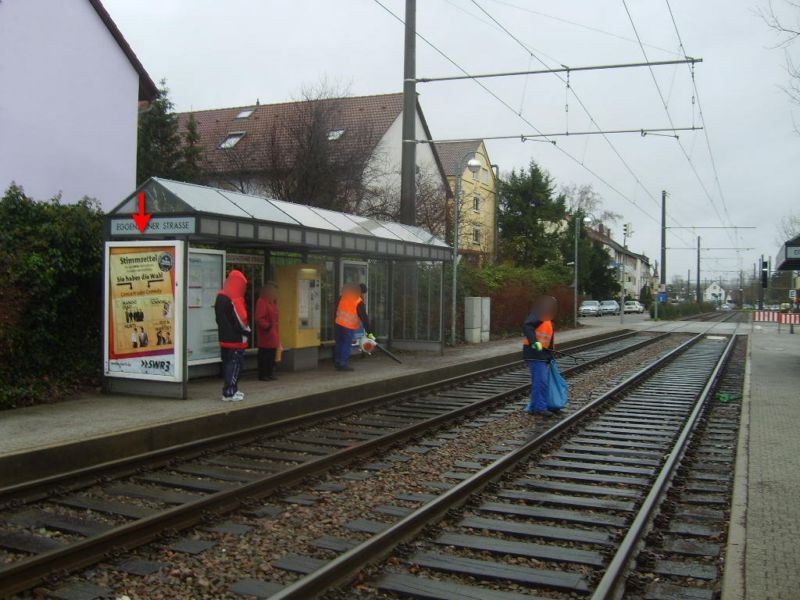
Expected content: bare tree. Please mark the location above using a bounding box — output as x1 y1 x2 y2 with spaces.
256 82 377 213
216 143 259 194
760 1 800 127
562 183 622 224
362 156 449 237
777 211 800 243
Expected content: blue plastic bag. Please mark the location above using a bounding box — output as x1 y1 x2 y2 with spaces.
547 359 569 410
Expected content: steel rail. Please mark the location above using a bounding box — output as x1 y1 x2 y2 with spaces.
267 331 713 599
0 330 635 505
0 332 666 596
591 333 738 599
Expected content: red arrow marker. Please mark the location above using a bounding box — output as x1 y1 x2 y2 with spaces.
131 191 152 233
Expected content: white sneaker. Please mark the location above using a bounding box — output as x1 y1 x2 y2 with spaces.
232 391 245 401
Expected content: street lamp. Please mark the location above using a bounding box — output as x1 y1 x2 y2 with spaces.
452 154 483 345
573 214 593 328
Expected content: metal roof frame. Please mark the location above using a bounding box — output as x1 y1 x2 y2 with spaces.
105 178 452 262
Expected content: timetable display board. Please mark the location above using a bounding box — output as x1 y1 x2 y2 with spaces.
104 241 184 381
187 249 225 364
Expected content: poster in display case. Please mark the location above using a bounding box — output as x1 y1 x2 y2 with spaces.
103 241 184 381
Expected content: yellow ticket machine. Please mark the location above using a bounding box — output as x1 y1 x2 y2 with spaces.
276 264 322 370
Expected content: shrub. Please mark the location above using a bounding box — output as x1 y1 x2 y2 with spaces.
461 263 572 336
0 185 104 408
648 302 716 320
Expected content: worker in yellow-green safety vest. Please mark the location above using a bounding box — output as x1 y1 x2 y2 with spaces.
522 295 557 415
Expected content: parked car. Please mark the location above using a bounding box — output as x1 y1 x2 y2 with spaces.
623 301 644 314
742 303 753 310
579 300 601 317
600 300 621 316
720 303 732 311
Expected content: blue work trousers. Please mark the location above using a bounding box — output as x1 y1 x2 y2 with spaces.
334 325 355 368
221 347 245 398
525 359 549 413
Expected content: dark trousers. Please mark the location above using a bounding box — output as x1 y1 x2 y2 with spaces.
221 347 245 398
258 348 276 378
334 324 355 367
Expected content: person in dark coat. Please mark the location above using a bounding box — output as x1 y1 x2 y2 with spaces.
214 269 250 401
522 296 558 415
255 282 280 381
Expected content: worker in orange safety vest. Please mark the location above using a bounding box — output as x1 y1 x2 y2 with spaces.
334 283 371 371
522 295 557 415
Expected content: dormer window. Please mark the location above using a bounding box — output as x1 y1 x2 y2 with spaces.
220 132 245 148
327 129 345 141
235 109 254 119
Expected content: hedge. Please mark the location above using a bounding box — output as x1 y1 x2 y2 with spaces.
461 263 573 335
648 301 716 320
0 185 104 408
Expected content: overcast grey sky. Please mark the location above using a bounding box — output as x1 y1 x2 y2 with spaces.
105 0 799 284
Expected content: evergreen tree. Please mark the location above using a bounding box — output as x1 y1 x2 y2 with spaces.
584 241 620 299
178 112 204 183
639 284 653 306
497 161 567 267
136 80 184 184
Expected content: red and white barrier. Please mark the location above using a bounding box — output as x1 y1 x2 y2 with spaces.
753 311 780 322
752 311 800 324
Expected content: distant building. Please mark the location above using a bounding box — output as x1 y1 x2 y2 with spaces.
434 140 497 265
0 0 158 207
587 224 653 301
176 93 451 235
704 281 727 304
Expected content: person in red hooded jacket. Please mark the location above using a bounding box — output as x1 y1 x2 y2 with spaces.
255 281 280 381
215 269 251 401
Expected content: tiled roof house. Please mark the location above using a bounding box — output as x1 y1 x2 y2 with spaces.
177 93 451 227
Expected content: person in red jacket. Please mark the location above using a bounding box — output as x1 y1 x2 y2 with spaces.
214 269 250 401
255 281 280 381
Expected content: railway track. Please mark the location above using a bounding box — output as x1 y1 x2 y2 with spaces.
259 330 738 599
681 310 747 323
0 330 668 597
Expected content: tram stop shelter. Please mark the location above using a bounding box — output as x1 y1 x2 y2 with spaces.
103 177 451 399
775 233 800 271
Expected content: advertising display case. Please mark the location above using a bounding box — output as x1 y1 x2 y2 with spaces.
103 240 185 382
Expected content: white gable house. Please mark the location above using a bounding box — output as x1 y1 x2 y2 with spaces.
0 0 157 207
704 282 727 305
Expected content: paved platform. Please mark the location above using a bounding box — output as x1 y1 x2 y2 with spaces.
723 322 800 600
0 322 626 486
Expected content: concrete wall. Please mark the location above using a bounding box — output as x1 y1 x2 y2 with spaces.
0 0 140 208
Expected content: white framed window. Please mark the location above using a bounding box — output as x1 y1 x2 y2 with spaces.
219 132 245 148
472 226 481 244
235 109 254 119
327 129 345 141
481 168 489 183
472 196 480 212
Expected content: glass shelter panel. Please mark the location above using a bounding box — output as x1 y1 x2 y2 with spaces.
391 262 443 342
